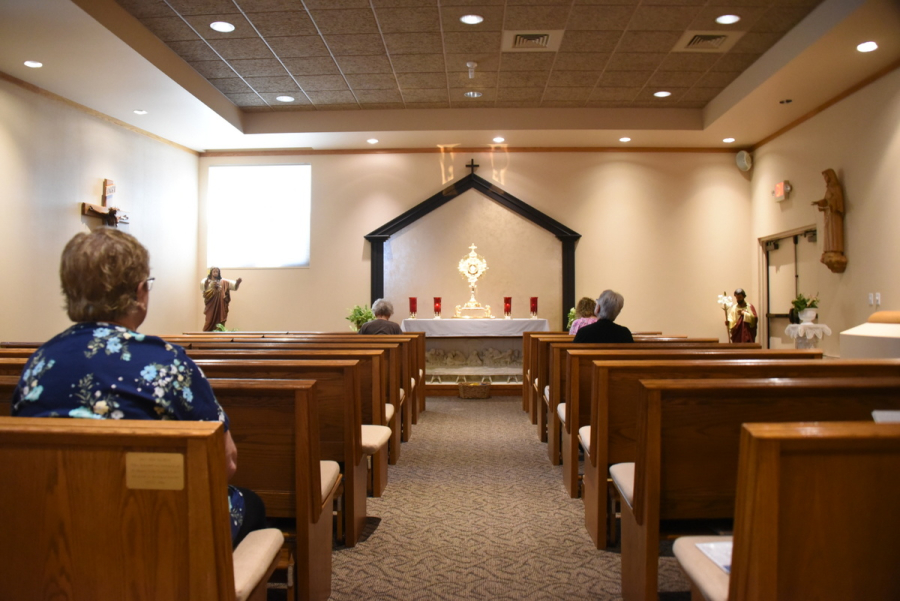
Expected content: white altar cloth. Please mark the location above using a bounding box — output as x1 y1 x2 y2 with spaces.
401 318 549 337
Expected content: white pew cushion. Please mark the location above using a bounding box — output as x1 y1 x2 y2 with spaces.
419 368 424 379
556 402 566 425
361 425 392 455
411 377 416 390
672 536 732 601
399 388 406 402
543 385 550 403
578 425 591 455
233 528 284 601
609 463 635 509
385 403 395 422
321 460 340 501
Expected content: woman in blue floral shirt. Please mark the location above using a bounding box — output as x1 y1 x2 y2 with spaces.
12 228 265 546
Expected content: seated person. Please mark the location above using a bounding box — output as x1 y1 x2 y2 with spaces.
359 298 403 335
569 296 598 335
572 289 634 343
11 228 265 547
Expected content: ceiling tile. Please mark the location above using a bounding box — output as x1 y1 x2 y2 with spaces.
548 70 601 86
308 9 379 34
360 102 407 109
236 0 307 11
588 86 640 101
731 31 783 53
243 75 299 92
617 30 681 52
307 90 358 104
680 87 723 102
627 6 702 31
710 52 761 71
598 70 652 87
115 0 175 19
450 71 498 86
140 17 200 42
355 89 404 103
406 102 451 109
345 73 399 89
167 40 221 61
391 54 447 72
449 100 496 108
335 55 394 74
304 0 370 9
397 72 448 89
189 60 237 78
558 31 622 52
541 100 585 108
445 53 500 72
402 89 449 102
543 87 591 101
375 7 441 33
167 0 236 16
499 53 555 71
295 75 350 91
504 5 571 30
210 77 251 93
497 87 544 101
440 6 505 32
658 53 720 72
566 5 636 30
496 101 541 108
183 14 254 39
443 31 503 54
553 53 610 71
281 57 342 76
244 11 317 37
605 52 665 71
225 92 266 106
498 71 550 87
207 37 274 59
322 34 386 56
266 35 331 58
508 0 571 6
268 104 317 111
639 0 705 6
383 32 443 54
314 103 362 110
230 58 292 77
648 70 703 87
751 6 812 33
695 71 740 87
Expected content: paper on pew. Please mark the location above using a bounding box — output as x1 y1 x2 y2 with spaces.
696 541 732 575
872 410 900 423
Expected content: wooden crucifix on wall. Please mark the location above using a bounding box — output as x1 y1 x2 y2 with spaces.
82 179 129 227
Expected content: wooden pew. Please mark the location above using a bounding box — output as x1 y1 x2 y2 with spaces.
209 379 340 601
0 416 284 601
615 377 900 601
540 342 763 452
673 420 900 601
580 357 897 548
522 331 568 415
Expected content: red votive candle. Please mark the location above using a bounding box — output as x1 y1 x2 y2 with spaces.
409 297 417 314
433 297 441 316
504 297 512 314
530 297 538 314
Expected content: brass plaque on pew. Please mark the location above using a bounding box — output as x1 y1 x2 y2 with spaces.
125 452 184 490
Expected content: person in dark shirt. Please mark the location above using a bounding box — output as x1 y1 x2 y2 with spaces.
572 290 634 343
359 298 403 335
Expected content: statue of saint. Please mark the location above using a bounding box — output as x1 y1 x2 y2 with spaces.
726 288 758 343
812 168 848 273
201 267 242 331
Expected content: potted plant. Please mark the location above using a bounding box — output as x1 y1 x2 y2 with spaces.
566 307 576 331
346 304 375 332
791 293 819 323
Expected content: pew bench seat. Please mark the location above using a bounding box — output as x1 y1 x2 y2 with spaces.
673 536 731 601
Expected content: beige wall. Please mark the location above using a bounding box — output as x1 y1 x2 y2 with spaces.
750 67 900 356
0 76 200 341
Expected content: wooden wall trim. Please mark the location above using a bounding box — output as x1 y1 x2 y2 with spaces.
200 146 738 158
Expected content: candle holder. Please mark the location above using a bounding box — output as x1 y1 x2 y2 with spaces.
503 296 512 319
433 297 442 319
409 297 417 319
530 296 538 319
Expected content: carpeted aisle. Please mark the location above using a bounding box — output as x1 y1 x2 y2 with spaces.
328 397 691 600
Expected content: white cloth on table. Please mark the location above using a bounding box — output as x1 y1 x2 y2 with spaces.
785 323 832 340
401 318 549 337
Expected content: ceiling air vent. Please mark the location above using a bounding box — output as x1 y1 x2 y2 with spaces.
673 30 745 53
501 30 564 52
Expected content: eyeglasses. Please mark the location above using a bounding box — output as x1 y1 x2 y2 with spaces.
144 277 155 291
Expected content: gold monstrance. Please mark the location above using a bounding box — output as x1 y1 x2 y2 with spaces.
455 243 492 318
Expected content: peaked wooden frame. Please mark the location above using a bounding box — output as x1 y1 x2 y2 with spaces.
365 173 581 329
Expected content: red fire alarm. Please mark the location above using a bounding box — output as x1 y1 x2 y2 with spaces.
773 180 792 202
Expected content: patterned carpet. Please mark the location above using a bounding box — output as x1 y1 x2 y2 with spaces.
327 396 692 601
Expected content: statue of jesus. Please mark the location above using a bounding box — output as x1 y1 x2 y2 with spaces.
201 267 242 331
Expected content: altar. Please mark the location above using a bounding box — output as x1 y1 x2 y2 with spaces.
401 318 550 386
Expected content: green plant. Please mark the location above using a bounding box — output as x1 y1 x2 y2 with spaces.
346 304 375 331
791 293 819 312
213 323 237 332
566 307 576 330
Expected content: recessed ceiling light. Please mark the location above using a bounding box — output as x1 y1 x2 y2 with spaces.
133 109 148 115
716 15 741 25
459 15 484 25
857 41 878 53
493 136 505 143
367 138 379 144
464 91 483 98
653 91 672 98
210 21 235 33
619 137 631 143
24 60 43 68
275 96 295 102
723 137 735 143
